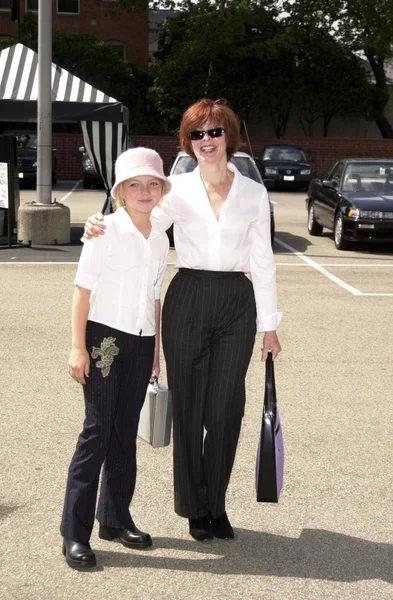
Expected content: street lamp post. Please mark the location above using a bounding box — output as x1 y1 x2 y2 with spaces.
17 0 71 245
37 0 52 204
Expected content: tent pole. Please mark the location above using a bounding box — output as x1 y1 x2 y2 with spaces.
37 0 52 205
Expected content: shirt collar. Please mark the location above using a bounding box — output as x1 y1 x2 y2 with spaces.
113 207 161 239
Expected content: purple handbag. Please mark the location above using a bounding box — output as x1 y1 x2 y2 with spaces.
256 353 284 502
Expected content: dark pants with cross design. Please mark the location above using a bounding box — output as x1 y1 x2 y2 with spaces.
162 268 257 519
60 321 154 544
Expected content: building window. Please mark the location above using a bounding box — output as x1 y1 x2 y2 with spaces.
26 0 38 11
105 41 126 60
57 0 79 14
0 0 10 11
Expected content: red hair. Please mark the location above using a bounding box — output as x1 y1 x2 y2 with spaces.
179 98 241 160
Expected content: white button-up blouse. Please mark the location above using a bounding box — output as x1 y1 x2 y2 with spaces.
75 207 169 336
153 163 282 332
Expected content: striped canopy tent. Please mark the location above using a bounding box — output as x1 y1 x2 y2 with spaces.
0 43 128 203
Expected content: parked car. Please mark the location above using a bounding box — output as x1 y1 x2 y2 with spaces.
2 130 57 186
79 147 104 189
79 136 135 189
306 159 393 250
169 151 275 245
257 144 312 190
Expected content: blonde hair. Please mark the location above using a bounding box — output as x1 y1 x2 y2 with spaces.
114 179 166 210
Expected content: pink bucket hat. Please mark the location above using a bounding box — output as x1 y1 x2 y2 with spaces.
111 147 172 199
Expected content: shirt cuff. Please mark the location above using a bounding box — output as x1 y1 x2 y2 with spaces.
154 286 162 300
74 272 96 290
256 312 283 333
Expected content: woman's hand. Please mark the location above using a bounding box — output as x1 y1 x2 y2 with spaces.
261 331 281 361
151 358 160 381
68 347 90 385
84 213 106 239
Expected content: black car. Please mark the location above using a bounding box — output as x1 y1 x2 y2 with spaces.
79 137 135 189
169 151 275 246
258 144 312 190
306 159 393 250
79 147 104 189
2 130 57 186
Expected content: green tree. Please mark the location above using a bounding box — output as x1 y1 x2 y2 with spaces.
283 0 393 137
284 25 377 136
150 0 281 133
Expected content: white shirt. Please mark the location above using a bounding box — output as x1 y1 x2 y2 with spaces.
75 207 169 336
153 163 282 332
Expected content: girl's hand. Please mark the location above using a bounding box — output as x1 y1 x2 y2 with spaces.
84 213 106 239
151 358 160 381
261 331 282 361
68 347 90 385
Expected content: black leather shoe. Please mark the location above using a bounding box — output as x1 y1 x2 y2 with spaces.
98 522 152 549
62 539 96 569
209 512 234 539
188 516 213 542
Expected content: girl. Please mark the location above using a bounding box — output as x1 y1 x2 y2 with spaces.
60 147 171 569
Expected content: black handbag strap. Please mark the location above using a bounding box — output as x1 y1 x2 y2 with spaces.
264 352 277 415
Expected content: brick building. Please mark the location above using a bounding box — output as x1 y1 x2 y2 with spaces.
0 0 148 68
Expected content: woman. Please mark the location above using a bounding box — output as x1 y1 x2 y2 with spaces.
61 148 170 569
85 99 282 542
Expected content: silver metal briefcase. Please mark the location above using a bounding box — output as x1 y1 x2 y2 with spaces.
138 379 172 448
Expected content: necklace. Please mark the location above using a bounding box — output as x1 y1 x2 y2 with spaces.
201 171 234 197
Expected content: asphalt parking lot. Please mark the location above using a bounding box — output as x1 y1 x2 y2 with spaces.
1 183 393 599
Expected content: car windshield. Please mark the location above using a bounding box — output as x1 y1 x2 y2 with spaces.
14 133 37 149
171 155 262 183
262 146 307 162
342 163 393 193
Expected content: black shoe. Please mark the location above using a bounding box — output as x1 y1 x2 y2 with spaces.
188 516 213 542
209 512 234 539
98 522 152 549
62 539 97 569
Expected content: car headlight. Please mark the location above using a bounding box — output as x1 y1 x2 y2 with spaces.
300 169 311 175
347 208 360 218
85 159 94 169
265 167 277 175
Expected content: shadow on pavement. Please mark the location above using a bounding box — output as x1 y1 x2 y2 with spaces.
274 231 311 253
95 528 393 583
0 225 84 261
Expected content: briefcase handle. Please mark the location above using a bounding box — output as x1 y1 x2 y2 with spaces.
149 376 159 392
264 353 277 417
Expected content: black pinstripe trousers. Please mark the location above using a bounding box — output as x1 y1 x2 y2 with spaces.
60 321 154 544
162 269 257 519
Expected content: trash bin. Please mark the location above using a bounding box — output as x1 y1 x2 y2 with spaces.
0 208 5 236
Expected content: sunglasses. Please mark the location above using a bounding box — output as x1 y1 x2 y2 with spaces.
187 127 225 141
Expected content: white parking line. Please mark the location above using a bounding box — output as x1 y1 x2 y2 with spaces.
1 261 79 264
276 263 393 267
57 180 81 203
275 238 393 296
275 238 362 295
360 293 393 296
3 250 393 296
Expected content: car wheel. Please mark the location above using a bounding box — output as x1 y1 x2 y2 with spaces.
307 202 323 235
334 213 350 250
52 171 57 185
83 177 91 190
